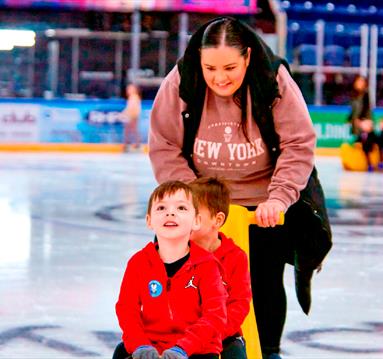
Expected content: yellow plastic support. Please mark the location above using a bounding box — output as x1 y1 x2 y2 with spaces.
340 142 380 171
220 204 284 359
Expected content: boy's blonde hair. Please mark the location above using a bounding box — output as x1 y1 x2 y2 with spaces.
147 180 198 215
189 177 230 224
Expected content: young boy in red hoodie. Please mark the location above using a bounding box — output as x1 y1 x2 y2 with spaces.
190 177 252 359
113 180 227 359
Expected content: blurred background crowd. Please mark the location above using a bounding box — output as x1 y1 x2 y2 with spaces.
1 0 383 105
2 0 383 153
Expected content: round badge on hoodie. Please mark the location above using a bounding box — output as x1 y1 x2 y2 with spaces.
148 280 162 297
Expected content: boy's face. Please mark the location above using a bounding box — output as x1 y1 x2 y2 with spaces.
190 204 222 243
146 189 201 241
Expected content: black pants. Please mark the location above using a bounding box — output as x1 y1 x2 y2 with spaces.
249 224 289 355
378 132 383 148
358 131 378 154
221 335 247 359
112 342 219 359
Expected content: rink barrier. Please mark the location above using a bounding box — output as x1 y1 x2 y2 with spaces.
0 143 333 155
315 147 340 156
1 99 380 154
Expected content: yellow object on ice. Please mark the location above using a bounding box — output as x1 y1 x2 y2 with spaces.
220 204 284 359
340 142 380 171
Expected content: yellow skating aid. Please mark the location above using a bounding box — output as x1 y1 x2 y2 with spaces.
221 204 284 359
340 142 380 171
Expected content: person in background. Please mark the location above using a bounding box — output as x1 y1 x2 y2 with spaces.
148 16 332 359
378 120 383 169
348 75 382 171
119 83 142 151
348 75 372 135
189 176 251 359
113 180 227 359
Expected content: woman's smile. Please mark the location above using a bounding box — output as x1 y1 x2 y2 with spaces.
200 45 250 97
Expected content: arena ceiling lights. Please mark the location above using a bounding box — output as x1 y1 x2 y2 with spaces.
0 30 36 51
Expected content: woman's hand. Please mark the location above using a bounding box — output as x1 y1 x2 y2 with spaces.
358 118 374 132
255 200 285 228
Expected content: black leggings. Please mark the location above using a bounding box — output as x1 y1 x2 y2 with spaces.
249 224 288 355
112 342 219 359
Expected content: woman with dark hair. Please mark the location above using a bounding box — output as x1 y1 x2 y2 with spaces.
348 75 382 171
148 17 332 359
348 75 371 135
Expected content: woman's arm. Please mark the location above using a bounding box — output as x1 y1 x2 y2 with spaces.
269 65 316 206
149 66 198 183
255 65 316 227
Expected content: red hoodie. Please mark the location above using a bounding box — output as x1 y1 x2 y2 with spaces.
215 232 252 339
115 241 228 356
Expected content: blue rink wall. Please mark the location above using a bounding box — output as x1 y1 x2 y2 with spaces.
1 99 383 147
0 98 151 144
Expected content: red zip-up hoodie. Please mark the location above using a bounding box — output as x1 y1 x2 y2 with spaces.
214 232 252 339
115 241 228 356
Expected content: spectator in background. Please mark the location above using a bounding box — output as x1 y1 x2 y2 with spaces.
119 84 142 151
348 75 372 135
142 14 155 32
348 75 382 171
378 120 383 169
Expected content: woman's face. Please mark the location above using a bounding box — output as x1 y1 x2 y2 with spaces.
200 45 250 97
354 76 367 92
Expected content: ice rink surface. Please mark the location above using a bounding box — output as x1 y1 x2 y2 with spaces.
0 152 382 359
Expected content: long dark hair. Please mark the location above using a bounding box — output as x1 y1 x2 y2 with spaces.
350 75 371 119
178 16 284 161
200 18 252 141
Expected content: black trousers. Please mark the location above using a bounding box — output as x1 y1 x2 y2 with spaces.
221 335 247 359
358 131 378 154
249 223 289 355
112 342 219 359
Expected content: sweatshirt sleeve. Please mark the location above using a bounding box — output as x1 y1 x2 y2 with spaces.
176 260 228 355
148 66 198 183
223 249 251 339
115 256 151 353
267 65 316 210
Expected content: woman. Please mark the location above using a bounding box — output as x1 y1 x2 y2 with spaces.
348 75 371 136
348 75 382 171
148 17 332 359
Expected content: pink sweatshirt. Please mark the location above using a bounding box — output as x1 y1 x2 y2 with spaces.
149 65 316 211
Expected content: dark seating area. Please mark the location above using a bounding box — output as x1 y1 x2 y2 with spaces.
282 1 383 105
284 1 383 68
281 1 383 23
288 20 383 68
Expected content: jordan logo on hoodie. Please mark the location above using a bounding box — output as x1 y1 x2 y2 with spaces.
185 276 197 289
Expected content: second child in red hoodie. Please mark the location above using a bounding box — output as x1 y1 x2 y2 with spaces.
190 177 252 359
113 180 227 359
